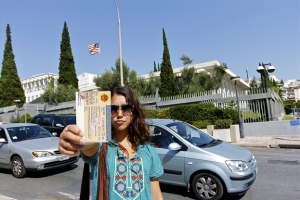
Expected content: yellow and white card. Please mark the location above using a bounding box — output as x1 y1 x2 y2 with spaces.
76 91 111 142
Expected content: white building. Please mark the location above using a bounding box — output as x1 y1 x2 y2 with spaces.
21 72 98 103
77 72 99 91
281 79 300 101
22 73 59 103
140 60 250 96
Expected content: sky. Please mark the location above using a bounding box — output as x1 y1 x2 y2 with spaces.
0 0 299 82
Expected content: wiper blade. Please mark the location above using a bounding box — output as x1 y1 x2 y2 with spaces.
198 139 216 147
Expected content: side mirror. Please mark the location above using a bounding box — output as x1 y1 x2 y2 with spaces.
52 132 58 137
0 138 7 143
168 142 181 151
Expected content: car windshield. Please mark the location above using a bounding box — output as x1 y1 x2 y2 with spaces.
165 121 217 147
60 116 76 125
7 125 54 142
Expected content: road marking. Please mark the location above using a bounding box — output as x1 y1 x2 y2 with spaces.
0 194 17 200
58 192 79 199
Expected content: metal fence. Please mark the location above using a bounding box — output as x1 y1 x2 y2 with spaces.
138 87 285 123
0 87 285 123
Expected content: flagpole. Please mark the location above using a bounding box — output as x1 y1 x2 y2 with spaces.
114 0 124 86
99 41 102 75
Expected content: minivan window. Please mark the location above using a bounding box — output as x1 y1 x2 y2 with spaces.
149 125 183 149
166 122 217 147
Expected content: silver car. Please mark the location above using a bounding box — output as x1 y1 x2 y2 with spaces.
147 119 258 200
0 123 79 178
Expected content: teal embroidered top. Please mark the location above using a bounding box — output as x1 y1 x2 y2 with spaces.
80 141 164 200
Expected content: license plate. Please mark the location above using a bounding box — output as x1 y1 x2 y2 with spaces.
255 167 258 174
58 155 69 161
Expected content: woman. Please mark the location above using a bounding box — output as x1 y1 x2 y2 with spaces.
58 86 164 200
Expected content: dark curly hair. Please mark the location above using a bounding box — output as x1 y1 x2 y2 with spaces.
111 86 150 148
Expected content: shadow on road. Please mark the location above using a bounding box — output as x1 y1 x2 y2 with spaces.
27 163 79 178
0 163 79 178
0 168 11 175
160 183 246 200
160 183 197 199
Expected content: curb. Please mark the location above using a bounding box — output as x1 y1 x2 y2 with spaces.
231 136 300 149
233 140 300 149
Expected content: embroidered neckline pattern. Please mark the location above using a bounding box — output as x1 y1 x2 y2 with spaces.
113 156 144 199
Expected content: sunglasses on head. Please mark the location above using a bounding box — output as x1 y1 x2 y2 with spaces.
111 103 134 117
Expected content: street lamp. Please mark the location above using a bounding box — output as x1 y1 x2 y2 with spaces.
230 76 245 138
256 62 276 121
114 0 124 86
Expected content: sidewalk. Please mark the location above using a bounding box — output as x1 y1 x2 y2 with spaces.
232 136 300 149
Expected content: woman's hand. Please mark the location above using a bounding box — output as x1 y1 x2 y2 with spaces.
58 125 99 157
58 125 85 156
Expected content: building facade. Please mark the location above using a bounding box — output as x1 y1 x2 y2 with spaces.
281 79 300 101
77 72 99 91
21 72 98 103
22 73 59 103
140 60 250 97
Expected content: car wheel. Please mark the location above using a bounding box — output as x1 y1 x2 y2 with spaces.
11 156 27 178
192 173 223 200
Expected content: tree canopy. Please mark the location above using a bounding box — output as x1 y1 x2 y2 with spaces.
159 28 179 97
0 24 25 107
57 22 78 89
94 58 159 96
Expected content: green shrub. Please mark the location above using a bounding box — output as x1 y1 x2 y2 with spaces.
145 103 239 127
144 109 158 118
192 120 212 129
223 108 238 124
241 110 261 122
156 108 171 119
145 108 172 119
214 119 232 129
21 113 32 123
10 114 22 123
169 103 216 124
282 115 294 120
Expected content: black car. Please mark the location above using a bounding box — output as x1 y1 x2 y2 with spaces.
29 114 76 137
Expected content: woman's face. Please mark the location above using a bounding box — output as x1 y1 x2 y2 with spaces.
111 94 133 133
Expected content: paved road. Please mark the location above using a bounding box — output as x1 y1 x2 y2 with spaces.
0 147 299 200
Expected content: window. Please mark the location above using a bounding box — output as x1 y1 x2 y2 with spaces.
149 126 178 149
41 117 52 126
0 128 7 140
30 116 41 124
53 116 64 127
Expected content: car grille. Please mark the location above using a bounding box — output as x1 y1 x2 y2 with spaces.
44 156 78 168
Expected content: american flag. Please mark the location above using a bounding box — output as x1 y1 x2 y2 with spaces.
88 43 100 56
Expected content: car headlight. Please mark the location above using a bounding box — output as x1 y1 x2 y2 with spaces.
32 151 54 157
225 160 249 172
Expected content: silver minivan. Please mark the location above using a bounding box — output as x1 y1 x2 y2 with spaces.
147 119 258 200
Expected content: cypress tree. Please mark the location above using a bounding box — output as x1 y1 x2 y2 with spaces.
159 28 179 97
57 22 78 89
0 24 25 107
154 61 157 72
